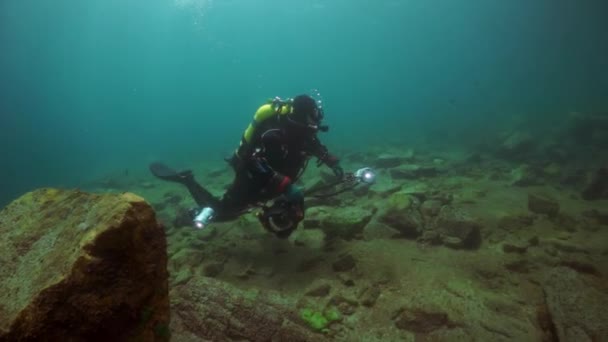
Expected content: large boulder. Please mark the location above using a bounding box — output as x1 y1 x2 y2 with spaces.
170 277 325 341
0 189 169 341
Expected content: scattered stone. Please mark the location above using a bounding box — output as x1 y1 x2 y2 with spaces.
358 286 381 307
418 230 442 245
441 236 464 249
504 259 531 274
0 189 169 341
420 199 443 218
332 254 357 272
203 262 224 277
336 273 356 287
389 164 438 179
582 209 608 225
315 207 373 241
548 240 588 254
378 191 423 238
297 256 326 273
542 267 608 341
306 284 332 297
497 214 535 232
502 241 528 254
511 164 542 186
497 131 534 159
393 307 457 333
528 236 540 246
172 267 193 286
428 192 453 205
559 260 600 276
528 192 560 217
376 154 404 168
431 206 482 249
329 295 359 315
581 166 608 200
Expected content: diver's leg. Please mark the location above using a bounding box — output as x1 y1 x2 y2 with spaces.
149 162 219 207
212 172 254 221
181 177 220 208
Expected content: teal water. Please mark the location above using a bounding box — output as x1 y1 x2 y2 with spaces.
1 0 606 207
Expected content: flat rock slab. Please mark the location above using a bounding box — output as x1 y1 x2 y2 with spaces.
0 188 169 341
304 206 373 241
170 276 325 341
543 267 608 342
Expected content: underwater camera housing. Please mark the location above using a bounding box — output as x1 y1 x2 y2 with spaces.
257 198 304 239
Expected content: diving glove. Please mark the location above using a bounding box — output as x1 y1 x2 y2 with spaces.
322 154 344 180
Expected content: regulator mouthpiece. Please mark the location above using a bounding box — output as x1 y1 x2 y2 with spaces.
354 167 376 184
193 207 215 229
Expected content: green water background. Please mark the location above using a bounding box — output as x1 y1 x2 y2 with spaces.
1 0 606 207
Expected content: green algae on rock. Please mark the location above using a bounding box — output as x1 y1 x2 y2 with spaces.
0 188 169 342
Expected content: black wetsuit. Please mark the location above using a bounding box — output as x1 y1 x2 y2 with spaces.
212 117 334 221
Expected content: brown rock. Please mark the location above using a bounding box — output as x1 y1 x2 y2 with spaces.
581 166 608 200
0 189 169 341
332 254 357 272
420 199 443 218
358 286 381 307
328 295 359 315
378 191 423 238
203 263 224 277
305 284 331 297
393 307 457 333
582 209 608 225
431 206 482 249
502 238 529 254
528 192 560 217
497 214 535 232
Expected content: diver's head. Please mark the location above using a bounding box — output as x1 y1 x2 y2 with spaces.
287 94 325 130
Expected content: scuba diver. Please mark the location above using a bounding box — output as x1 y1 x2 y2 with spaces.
150 94 348 238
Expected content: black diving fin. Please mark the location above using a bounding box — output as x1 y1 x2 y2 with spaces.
149 162 193 183
149 162 220 208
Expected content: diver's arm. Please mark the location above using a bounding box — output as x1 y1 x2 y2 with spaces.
308 136 343 178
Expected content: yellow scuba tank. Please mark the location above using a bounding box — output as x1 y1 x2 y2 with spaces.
242 97 293 144
232 97 293 161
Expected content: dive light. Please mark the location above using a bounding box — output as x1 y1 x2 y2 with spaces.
354 167 376 184
193 207 215 229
